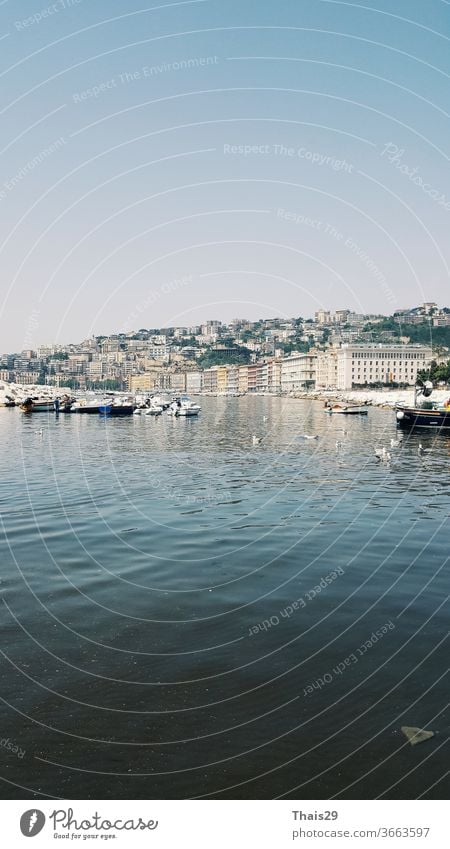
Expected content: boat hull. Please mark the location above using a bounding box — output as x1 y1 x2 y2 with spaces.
98 405 134 416
20 401 55 412
396 406 450 431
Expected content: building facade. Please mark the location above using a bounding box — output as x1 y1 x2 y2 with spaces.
336 344 432 389
280 352 317 392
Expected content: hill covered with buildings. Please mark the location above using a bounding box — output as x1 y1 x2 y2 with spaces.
2 302 449 394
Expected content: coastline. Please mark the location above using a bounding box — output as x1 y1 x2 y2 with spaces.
289 388 450 408
2 379 449 411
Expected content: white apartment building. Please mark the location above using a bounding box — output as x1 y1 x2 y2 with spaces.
281 352 317 392
316 349 339 389
336 344 432 389
146 345 171 360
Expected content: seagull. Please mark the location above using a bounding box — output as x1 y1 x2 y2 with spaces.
418 443 431 457
375 447 391 464
335 440 343 450
263 415 268 422
34 428 44 436
299 434 319 440
390 438 400 448
252 435 262 445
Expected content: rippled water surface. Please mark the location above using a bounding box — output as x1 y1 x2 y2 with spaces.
0 397 448 799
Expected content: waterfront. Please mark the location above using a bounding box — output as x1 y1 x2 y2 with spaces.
0 396 448 799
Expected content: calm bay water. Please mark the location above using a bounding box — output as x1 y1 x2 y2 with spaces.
0 397 448 800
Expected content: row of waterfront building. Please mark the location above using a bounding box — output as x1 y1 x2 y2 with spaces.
127 344 432 394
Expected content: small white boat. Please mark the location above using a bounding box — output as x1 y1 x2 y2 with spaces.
325 404 368 416
144 404 163 416
168 397 201 417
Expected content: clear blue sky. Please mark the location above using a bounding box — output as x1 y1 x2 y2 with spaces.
0 0 449 350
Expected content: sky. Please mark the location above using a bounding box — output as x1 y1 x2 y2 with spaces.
0 0 449 350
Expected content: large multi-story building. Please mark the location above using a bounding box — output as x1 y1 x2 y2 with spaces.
202 367 218 394
281 352 317 392
316 349 339 389
268 358 282 393
169 372 186 394
128 373 158 393
336 344 432 389
247 363 258 393
238 365 248 394
216 366 228 394
186 371 203 393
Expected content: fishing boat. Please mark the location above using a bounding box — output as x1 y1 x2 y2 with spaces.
396 382 450 431
20 397 57 413
168 396 201 417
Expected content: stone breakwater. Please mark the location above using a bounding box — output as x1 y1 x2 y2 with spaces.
290 388 450 408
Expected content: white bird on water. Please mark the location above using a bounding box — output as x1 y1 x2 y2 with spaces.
252 435 262 445
300 434 319 440
335 440 343 450
375 447 392 463
34 428 44 436
418 443 431 457
390 438 400 448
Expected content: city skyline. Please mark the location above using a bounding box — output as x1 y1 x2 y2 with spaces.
3 299 447 353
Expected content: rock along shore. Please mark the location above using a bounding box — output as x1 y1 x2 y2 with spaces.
290 388 450 408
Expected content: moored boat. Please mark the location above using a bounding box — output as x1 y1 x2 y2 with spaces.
98 402 134 416
168 396 201 417
325 403 368 416
396 381 450 431
20 395 75 413
20 397 57 413
72 396 135 416
71 400 103 414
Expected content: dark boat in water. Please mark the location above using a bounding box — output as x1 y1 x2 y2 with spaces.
396 381 450 431
98 403 134 416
